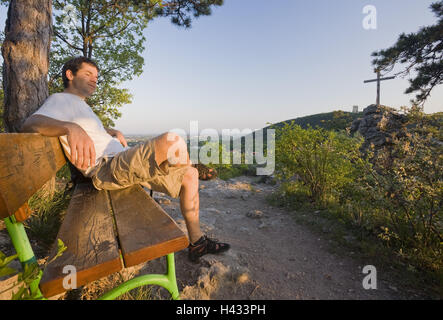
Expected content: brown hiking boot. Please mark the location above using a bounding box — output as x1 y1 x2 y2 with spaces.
192 163 218 180
188 235 230 262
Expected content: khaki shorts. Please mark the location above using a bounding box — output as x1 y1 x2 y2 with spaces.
91 139 190 198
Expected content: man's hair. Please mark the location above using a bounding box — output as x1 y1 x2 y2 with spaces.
61 56 99 89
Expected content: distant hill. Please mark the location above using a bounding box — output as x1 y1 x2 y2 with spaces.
266 110 363 132
235 110 363 149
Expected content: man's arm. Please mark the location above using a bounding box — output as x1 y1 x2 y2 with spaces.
105 127 128 147
21 114 70 136
21 114 96 170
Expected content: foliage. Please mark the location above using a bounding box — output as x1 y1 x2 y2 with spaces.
272 107 442 277
352 106 443 270
371 1 443 106
267 110 363 133
193 138 257 180
156 0 224 28
274 122 366 205
48 0 224 127
26 182 71 248
0 239 67 300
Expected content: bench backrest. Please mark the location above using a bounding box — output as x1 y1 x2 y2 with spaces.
0 133 67 221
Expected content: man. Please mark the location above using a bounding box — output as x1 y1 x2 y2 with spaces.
21 56 230 262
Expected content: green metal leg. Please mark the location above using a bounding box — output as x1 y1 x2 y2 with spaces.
4 216 181 300
99 253 180 300
3 216 45 300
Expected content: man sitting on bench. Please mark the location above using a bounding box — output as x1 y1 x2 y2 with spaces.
21 56 230 263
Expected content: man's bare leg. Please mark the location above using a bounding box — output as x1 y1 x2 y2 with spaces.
153 132 202 243
152 132 230 260
179 166 203 244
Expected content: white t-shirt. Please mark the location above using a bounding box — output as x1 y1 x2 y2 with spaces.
33 92 128 176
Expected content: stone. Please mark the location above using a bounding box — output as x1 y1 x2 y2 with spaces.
205 207 221 214
350 104 408 160
155 198 171 205
247 210 264 219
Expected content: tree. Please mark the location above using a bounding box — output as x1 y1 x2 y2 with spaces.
0 31 4 133
1 0 55 198
0 0 223 131
371 1 443 106
49 0 224 127
1 0 52 133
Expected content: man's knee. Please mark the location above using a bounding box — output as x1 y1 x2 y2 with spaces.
182 167 198 186
157 132 184 146
155 132 188 165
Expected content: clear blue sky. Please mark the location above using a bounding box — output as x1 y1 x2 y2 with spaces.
1 0 442 134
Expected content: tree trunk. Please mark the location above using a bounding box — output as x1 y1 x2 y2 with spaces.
1 0 52 133
1 0 55 199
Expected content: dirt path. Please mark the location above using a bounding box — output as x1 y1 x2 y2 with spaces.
140 176 428 300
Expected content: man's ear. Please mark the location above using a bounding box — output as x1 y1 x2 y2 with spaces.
65 69 74 81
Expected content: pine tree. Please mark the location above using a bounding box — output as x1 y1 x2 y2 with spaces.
371 1 443 106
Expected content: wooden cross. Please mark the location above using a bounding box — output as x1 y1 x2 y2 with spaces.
364 69 396 107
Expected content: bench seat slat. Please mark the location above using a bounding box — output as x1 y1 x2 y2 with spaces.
109 185 189 268
39 183 122 298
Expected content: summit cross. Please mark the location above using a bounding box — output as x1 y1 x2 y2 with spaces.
364 69 396 107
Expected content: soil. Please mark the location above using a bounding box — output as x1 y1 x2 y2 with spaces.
137 176 435 300
0 176 437 300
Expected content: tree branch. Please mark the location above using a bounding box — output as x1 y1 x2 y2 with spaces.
53 29 83 52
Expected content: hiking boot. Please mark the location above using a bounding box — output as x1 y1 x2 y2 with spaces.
188 235 230 262
192 163 218 180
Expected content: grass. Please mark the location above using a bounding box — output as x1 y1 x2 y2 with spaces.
26 185 71 249
116 285 153 300
25 164 72 249
210 163 256 181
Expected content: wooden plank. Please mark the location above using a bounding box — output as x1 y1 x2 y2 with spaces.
0 133 67 219
39 183 122 298
13 203 32 222
109 185 189 268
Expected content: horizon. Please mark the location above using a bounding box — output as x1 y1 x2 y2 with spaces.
120 105 438 136
1 0 442 135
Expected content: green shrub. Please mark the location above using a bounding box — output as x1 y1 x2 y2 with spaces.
274 122 365 205
348 106 443 271
272 109 442 280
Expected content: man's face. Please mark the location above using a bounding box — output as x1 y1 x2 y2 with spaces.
66 62 98 97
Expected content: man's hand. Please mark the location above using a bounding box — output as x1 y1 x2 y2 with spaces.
20 115 96 171
66 123 96 171
105 127 128 147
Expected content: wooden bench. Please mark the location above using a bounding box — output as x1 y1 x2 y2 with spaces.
0 133 189 300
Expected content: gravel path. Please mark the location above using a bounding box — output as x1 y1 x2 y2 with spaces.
141 176 429 300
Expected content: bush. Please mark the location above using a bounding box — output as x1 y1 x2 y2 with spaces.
349 106 443 271
273 109 442 280
274 122 366 205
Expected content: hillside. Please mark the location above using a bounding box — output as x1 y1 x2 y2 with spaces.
267 110 363 132
236 110 363 148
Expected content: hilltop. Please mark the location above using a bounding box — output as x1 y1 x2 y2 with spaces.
267 110 364 132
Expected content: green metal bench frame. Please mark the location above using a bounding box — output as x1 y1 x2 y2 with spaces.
4 204 180 300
